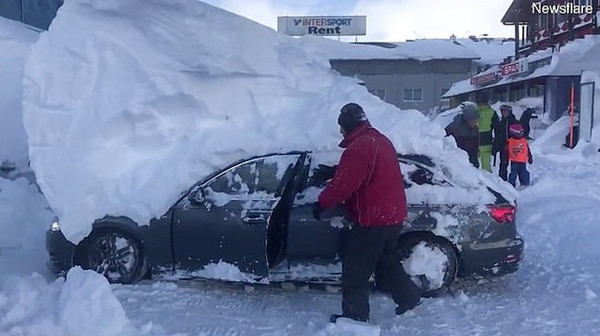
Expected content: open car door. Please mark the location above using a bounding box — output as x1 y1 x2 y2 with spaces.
171 153 303 281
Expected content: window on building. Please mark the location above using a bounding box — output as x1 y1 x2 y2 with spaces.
509 86 527 102
528 84 545 97
404 88 423 102
368 89 386 101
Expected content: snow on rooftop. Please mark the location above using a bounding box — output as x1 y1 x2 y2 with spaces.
301 35 480 61
451 38 514 65
302 36 513 64
444 35 600 98
23 0 515 244
0 17 39 167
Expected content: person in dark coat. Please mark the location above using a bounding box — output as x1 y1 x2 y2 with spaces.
313 103 422 323
445 103 480 168
519 107 536 140
492 104 519 181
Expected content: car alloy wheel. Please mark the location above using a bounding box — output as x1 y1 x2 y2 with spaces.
86 230 145 284
399 235 458 297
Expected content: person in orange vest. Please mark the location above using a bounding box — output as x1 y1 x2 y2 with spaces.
507 124 533 187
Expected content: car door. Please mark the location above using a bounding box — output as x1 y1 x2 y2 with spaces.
286 152 346 281
171 154 302 281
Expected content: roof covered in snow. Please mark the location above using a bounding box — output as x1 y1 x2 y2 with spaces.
303 36 513 63
444 35 600 98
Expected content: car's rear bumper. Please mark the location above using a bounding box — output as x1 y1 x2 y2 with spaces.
46 229 75 274
460 235 524 277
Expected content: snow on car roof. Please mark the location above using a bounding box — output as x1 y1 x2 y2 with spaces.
22 0 515 243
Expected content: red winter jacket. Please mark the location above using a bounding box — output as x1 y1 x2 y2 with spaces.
318 122 408 227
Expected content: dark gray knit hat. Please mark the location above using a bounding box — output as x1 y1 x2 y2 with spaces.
460 103 480 122
338 103 368 133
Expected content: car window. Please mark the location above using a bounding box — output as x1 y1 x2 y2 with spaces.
206 155 300 197
400 161 447 188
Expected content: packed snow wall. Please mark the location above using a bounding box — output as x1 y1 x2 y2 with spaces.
22 0 514 243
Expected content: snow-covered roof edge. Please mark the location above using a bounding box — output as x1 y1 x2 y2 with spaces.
444 35 600 98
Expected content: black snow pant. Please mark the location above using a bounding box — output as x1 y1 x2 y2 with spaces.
498 148 509 181
341 223 422 322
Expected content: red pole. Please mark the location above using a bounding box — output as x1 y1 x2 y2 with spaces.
569 83 575 148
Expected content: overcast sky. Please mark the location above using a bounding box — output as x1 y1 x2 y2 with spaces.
202 0 516 41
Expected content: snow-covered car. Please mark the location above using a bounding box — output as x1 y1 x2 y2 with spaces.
46 152 523 297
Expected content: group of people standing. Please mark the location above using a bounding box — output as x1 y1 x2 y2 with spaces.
445 97 534 187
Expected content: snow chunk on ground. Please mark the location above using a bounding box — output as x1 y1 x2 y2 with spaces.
0 177 53 249
192 261 262 283
0 17 39 168
23 0 513 244
321 318 381 336
0 267 137 336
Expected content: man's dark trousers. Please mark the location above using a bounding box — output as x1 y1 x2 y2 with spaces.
498 148 509 181
342 223 422 322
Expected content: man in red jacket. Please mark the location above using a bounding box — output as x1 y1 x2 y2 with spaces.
314 103 422 323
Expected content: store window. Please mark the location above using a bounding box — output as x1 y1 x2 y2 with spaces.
528 84 545 97
404 88 423 102
368 89 386 101
509 86 526 102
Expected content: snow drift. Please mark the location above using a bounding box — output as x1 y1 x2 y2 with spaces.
0 17 39 168
0 177 54 249
0 267 136 336
23 0 515 244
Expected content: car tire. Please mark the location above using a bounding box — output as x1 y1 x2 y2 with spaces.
398 234 458 298
80 229 148 284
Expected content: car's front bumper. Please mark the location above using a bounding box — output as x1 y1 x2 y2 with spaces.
460 235 524 277
46 229 75 274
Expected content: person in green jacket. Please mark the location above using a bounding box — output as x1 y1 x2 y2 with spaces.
476 96 495 173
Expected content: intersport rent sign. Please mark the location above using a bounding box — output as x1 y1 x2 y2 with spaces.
277 16 367 36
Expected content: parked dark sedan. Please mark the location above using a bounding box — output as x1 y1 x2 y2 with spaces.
47 151 523 297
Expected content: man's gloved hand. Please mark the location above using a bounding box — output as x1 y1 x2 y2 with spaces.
528 157 533 164
312 202 322 220
312 164 337 185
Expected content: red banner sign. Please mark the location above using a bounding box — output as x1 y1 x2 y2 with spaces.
470 73 498 86
501 59 529 77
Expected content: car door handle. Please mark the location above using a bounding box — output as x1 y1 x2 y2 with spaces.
243 213 267 225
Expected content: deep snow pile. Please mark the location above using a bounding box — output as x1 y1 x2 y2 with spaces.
0 267 140 336
0 17 39 168
0 177 54 249
23 0 515 244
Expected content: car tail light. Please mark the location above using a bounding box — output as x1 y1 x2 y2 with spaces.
488 205 516 224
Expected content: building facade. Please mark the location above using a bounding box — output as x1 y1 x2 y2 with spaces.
503 0 599 58
330 58 475 114
324 38 514 115
444 0 600 121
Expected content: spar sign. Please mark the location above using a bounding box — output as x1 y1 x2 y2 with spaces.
277 16 367 36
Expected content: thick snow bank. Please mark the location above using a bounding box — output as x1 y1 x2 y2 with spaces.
0 177 54 249
23 0 514 244
0 17 39 167
0 267 137 336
